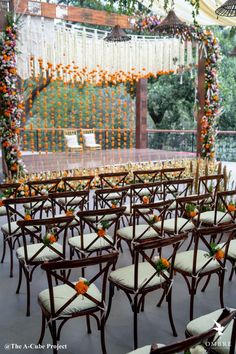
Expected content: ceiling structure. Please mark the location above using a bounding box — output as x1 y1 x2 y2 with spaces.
141 0 236 26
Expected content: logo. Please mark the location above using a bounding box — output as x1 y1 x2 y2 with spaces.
213 320 225 336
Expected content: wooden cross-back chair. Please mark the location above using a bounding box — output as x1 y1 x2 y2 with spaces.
198 174 224 208
127 308 236 354
38 252 119 354
163 178 193 200
49 190 89 236
16 216 74 316
107 234 188 350
94 186 129 210
61 175 94 191
1 195 48 277
99 171 129 189
117 200 175 257
133 169 162 184
123 182 163 224
155 193 211 238
198 189 236 227
173 223 236 320
25 178 61 216
161 167 185 181
0 182 21 216
68 207 125 264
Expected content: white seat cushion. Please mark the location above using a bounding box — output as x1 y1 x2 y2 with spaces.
38 282 101 316
0 206 6 216
174 250 220 274
186 308 235 354
1 221 36 235
117 224 159 241
23 200 52 209
109 262 167 290
65 134 81 148
57 196 82 206
16 242 63 262
197 211 232 225
122 204 151 216
155 217 195 233
68 233 114 251
127 344 165 354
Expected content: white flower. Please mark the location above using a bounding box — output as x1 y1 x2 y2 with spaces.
190 345 207 354
97 223 102 229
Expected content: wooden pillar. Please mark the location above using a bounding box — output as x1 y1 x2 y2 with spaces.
196 49 205 157
136 78 147 149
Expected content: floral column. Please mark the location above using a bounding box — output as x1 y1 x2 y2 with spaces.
0 14 25 179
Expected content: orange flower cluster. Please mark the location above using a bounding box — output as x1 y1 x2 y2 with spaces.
75 279 90 295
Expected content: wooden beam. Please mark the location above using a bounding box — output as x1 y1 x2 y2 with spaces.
197 49 205 157
136 79 148 149
14 0 131 28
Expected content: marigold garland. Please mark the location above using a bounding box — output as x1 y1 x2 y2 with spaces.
0 14 26 176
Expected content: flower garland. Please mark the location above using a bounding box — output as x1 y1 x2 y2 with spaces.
0 14 26 177
133 17 221 160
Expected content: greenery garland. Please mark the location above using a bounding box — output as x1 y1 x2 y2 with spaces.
133 16 221 160
0 14 26 177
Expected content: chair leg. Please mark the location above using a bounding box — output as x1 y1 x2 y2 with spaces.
51 321 58 354
105 282 114 322
201 274 211 292
38 311 46 344
25 271 31 316
16 262 23 294
189 280 196 321
100 313 107 354
8 238 14 278
86 315 92 334
229 263 235 281
219 274 225 308
167 289 177 337
156 288 166 308
1 234 6 263
133 296 138 349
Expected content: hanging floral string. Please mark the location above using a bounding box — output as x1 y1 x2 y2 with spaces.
132 17 221 160
0 14 26 177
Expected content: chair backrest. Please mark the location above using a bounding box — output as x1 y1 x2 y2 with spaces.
215 189 236 224
3 195 48 235
150 308 236 353
133 234 187 292
163 178 193 200
95 186 129 209
61 175 94 191
161 167 185 181
133 169 162 184
174 193 211 232
0 182 21 199
129 182 163 207
81 128 97 147
132 200 175 241
17 216 74 264
191 223 236 276
198 174 224 206
26 178 61 196
98 171 129 189
76 207 125 252
49 190 89 217
40 252 119 319
64 129 79 148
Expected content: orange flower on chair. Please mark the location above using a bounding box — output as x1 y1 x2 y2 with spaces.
75 278 90 295
66 209 74 216
227 202 236 212
142 195 150 204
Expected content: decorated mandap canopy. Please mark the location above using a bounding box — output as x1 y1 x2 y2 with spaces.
141 0 236 26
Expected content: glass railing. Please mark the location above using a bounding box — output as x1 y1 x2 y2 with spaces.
147 129 236 162
147 129 197 153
